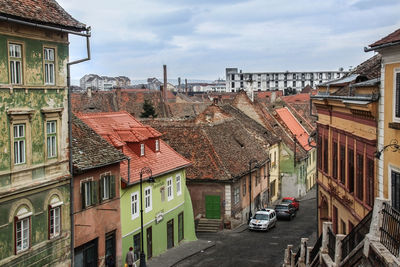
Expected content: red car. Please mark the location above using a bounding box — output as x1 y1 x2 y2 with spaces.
282 197 299 210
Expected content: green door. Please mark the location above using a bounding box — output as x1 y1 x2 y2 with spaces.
205 195 220 219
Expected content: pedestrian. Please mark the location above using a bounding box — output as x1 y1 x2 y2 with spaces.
125 246 136 267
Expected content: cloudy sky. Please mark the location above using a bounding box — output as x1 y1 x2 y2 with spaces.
58 0 400 85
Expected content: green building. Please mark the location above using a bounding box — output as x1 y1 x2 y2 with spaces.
0 1 88 266
78 111 197 265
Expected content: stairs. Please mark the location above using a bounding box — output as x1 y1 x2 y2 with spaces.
196 218 222 232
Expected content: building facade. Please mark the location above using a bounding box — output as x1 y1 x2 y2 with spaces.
0 0 88 266
77 111 196 265
312 62 380 233
80 74 131 91
226 68 348 93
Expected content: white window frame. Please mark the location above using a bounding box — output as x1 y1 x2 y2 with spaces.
9 43 23 84
83 181 92 207
234 187 240 204
167 177 173 201
44 47 55 85
131 192 139 220
49 206 61 239
102 175 111 200
144 186 152 213
13 124 26 164
393 69 400 122
176 174 182 196
140 143 145 156
16 217 29 253
155 139 160 152
46 120 57 158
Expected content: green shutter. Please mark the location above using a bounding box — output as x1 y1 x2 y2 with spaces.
81 182 86 209
99 176 104 203
110 175 116 199
91 180 98 205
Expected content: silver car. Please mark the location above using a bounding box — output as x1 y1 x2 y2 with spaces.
248 209 277 231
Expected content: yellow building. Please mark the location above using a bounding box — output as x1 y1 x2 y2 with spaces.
366 29 400 211
311 55 381 234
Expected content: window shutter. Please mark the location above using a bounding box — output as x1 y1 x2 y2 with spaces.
48 206 51 240
396 73 400 118
99 176 104 203
110 175 116 199
81 183 86 209
91 180 98 205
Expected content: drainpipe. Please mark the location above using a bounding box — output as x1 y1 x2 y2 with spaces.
67 28 91 266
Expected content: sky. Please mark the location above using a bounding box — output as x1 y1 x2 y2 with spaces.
57 0 400 85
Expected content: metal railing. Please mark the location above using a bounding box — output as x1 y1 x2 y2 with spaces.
294 247 301 266
309 234 322 265
327 228 336 260
341 210 372 260
380 203 400 256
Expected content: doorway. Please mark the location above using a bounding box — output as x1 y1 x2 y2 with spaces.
147 227 152 259
167 219 174 249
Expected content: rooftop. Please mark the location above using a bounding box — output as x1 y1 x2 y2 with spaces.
369 28 400 48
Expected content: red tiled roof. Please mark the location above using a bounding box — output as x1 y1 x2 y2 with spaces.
0 0 86 31
76 111 191 183
281 93 310 103
275 108 314 151
370 28 400 48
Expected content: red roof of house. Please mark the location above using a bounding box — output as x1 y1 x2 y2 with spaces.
275 107 314 151
370 28 400 48
281 93 310 103
76 111 191 183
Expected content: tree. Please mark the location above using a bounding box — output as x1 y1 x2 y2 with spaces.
140 99 157 118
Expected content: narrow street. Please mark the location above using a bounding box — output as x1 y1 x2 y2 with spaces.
176 187 318 267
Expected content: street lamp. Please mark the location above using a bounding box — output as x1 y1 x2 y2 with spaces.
248 159 257 223
139 167 155 267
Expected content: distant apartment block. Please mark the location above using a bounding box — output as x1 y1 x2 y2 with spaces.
225 68 348 93
80 74 131 90
192 80 226 93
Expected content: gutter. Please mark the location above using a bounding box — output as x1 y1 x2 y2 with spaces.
364 40 400 52
310 94 377 101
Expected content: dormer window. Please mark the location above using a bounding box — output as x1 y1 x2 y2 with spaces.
140 143 145 156
155 139 160 152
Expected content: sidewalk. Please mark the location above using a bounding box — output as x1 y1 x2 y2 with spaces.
147 239 215 267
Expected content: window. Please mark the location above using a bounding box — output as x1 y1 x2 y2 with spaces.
293 81 296 87
13 124 25 164
178 212 184 242
340 145 346 184
167 177 173 201
133 233 141 261
81 180 97 208
323 137 329 173
145 186 152 213
242 179 246 196
348 148 354 193
101 174 115 201
317 135 322 169
391 169 400 211
366 158 374 207
44 48 55 85
105 231 116 266
231 82 235 88
46 120 57 158
49 206 61 238
341 220 346 235
160 187 165 202
356 153 364 200
9 43 22 84
131 192 139 219
270 180 276 197
332 141 338 179
155 139 160 151
176 174 182 196
16 217 30 253
140 144 145 156
233 187 240 204
395 72 400 119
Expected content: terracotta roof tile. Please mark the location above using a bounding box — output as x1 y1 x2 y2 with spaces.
0 0 86 31
369 28 400 48
76 111 190 183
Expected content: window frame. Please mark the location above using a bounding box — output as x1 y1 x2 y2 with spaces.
144 186 152 213
13 123 26 165
43 47 56 85
49 206 61 239
233 186 240 205
131 191 139 220
46 120 57 159
15 216 30 254
393 70 400 122
155 139 160 152
167 177 173 201
176 174 182 196
8 42 23 85
140 143 145 156
356 153 364 201
389 165 400 211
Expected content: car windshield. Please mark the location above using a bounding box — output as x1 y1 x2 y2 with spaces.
282 199 292 203
253 214 269 220
275 205 288 210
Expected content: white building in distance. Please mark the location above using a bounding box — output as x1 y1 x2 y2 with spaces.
225 68 348 93
80 74 131 91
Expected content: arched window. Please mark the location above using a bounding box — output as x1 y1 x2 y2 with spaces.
48 195 63 239
15 205 32 253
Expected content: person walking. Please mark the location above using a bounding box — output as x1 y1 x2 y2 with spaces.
125 247 136 267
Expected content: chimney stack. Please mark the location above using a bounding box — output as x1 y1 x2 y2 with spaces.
178 77 181 92
185 78 188 95
163 65 167 102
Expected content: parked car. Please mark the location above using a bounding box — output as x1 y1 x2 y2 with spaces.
282 197 300 210
274 203 296 220
248 209 277 231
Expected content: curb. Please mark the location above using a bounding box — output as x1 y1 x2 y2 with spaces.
170 241 216 267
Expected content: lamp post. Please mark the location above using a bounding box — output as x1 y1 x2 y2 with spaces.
248 159 257 223
139 167 154 267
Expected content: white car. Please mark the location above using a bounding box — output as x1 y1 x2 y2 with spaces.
248 209 277 231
